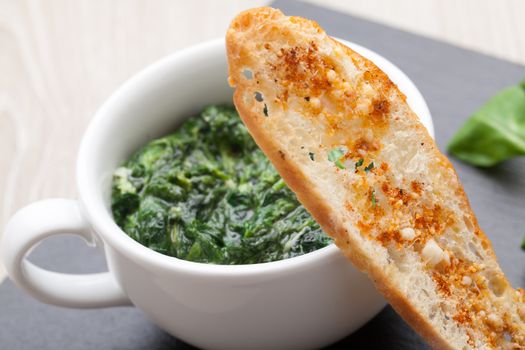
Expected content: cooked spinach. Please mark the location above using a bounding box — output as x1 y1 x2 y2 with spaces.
447 79 525 167
111 105 331 264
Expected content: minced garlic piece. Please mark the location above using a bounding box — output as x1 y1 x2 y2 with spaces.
310 97 321 109
487 313 502 329
422 239 449 267
400 227 416 240
326 69 337 82
461 276 472 286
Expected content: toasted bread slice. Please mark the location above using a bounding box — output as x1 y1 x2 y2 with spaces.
226 7 525 349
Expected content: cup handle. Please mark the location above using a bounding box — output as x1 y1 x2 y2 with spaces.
1 198 131 308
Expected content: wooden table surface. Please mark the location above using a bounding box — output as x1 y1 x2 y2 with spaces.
1 0 524 282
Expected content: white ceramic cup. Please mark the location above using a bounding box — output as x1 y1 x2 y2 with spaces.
1 39 433 350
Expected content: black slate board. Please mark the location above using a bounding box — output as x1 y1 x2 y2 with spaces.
2 1 524 349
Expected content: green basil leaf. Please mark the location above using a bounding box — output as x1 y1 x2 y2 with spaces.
447 79 525 167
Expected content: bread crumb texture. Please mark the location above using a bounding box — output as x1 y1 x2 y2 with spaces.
226 7 524 349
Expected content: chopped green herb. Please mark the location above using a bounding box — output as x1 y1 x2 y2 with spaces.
371 190 377 207
263 103 268 117
308 152 315 161
522 236 525 251
334 160 345 169
272 178 286 191
364 162 375 172
328 147 347 169
355 158 364 168
327 147 344 162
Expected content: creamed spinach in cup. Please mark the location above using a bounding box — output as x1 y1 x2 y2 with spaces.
111 105 331 264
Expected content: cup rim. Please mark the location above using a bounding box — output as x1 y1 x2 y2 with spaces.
77 38 433 277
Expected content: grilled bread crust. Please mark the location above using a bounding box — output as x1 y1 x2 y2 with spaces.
226 7 525 349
